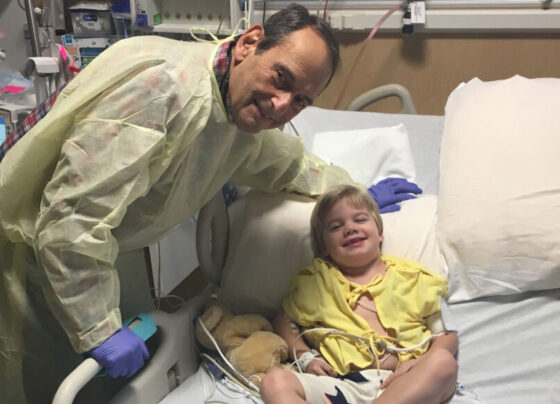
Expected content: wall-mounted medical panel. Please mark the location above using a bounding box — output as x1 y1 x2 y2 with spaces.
253 0 560 32
152 0 245 35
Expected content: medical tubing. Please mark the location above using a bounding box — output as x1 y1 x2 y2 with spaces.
333 4 405 110
201 353 261 400
197 317 260 392
292 327 377 373
322 0 329 20
293 327 444 373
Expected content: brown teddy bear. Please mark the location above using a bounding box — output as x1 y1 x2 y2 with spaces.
195 304 289 385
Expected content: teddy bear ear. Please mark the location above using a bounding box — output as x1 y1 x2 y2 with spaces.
199 304 224 332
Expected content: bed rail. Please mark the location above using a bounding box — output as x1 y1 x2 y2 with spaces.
195 191 229 285
346 83 417 114
52 295 207 404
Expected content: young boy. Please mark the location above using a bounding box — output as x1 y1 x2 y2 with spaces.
260 185 458 404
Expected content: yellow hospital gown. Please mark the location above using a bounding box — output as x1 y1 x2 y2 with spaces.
283 255 448 375
0 36 354 402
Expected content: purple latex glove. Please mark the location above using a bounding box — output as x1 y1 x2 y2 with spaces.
367 177 423 214
88 327 149 378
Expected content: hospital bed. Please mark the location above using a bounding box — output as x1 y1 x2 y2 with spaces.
56 75 560 404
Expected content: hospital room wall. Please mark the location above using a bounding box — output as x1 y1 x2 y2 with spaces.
317 33 560 115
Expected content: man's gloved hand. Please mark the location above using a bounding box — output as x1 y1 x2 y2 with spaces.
367 177 423 214
88 327 149 378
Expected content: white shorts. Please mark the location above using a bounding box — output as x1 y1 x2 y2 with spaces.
293 369 393 404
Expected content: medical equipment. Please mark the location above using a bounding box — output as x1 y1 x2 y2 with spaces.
253 1 560 32
197 317 261 393
21 0 71 103
291 327 447 373
55 78 560 404
0 103 34 135
152 0 248 36
0 118 6 144
53 314 157 404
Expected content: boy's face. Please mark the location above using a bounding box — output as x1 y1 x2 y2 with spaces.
321 199 383 272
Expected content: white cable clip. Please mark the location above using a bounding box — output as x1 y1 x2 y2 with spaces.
410 1 426 24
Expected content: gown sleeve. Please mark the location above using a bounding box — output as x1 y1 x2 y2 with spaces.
32 39 211 353
231 128 360 197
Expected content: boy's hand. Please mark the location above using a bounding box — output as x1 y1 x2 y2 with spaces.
307 357 337 377
381 358 418 389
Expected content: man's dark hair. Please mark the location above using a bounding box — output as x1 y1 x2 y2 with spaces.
256 3 340 86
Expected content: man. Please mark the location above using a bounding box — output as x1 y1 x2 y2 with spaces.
0 4 419 402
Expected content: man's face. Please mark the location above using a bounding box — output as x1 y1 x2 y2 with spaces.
229 25 333 133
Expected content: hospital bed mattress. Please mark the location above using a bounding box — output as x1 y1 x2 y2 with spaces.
159 105 560 403
159 286 560 403
450 288 560 404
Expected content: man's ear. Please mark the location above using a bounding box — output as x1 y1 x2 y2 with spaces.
232 24 265 64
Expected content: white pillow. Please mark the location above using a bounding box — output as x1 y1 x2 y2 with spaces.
219 192 445 319
284 121 417 187
437 75 560 302
308 125 417 187
381 195 446 279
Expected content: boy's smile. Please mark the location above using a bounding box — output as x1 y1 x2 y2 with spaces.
322 199 383 274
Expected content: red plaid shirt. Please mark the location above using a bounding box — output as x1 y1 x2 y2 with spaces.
213 39 235 122
0 40 235 163
0 86 63 162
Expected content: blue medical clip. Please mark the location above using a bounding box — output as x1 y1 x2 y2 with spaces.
124 312 157 341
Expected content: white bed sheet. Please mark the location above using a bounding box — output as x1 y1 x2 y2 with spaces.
160 363 262 404
161 289 560 404
449 288 560 404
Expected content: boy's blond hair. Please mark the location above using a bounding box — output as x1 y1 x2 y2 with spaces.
310 184 384 259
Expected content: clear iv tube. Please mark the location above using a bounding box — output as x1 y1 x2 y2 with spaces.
333 4 405 110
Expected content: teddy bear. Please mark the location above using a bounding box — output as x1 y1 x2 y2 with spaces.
195 303 289 385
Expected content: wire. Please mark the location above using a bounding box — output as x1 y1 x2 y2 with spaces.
333 4 405 110
292 327 444 373
42 0 52 28
378 332 445 353
151 216 200 311
201 353 261 399
202 357 258 404
247 0 254 26
155 240 162 309
322 0 329 20
286 120 301 137
198 317 261 393
215 0 229 36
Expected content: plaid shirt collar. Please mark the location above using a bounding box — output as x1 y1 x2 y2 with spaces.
212 40 235 122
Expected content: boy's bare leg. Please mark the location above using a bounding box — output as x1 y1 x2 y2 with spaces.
260 368 307 404
374 348 458 404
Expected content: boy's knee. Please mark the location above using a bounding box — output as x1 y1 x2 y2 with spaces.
430 348 458 382
260 368 292 396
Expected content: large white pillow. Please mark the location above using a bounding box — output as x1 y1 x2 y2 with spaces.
437 75 560 302
220 192 445 319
